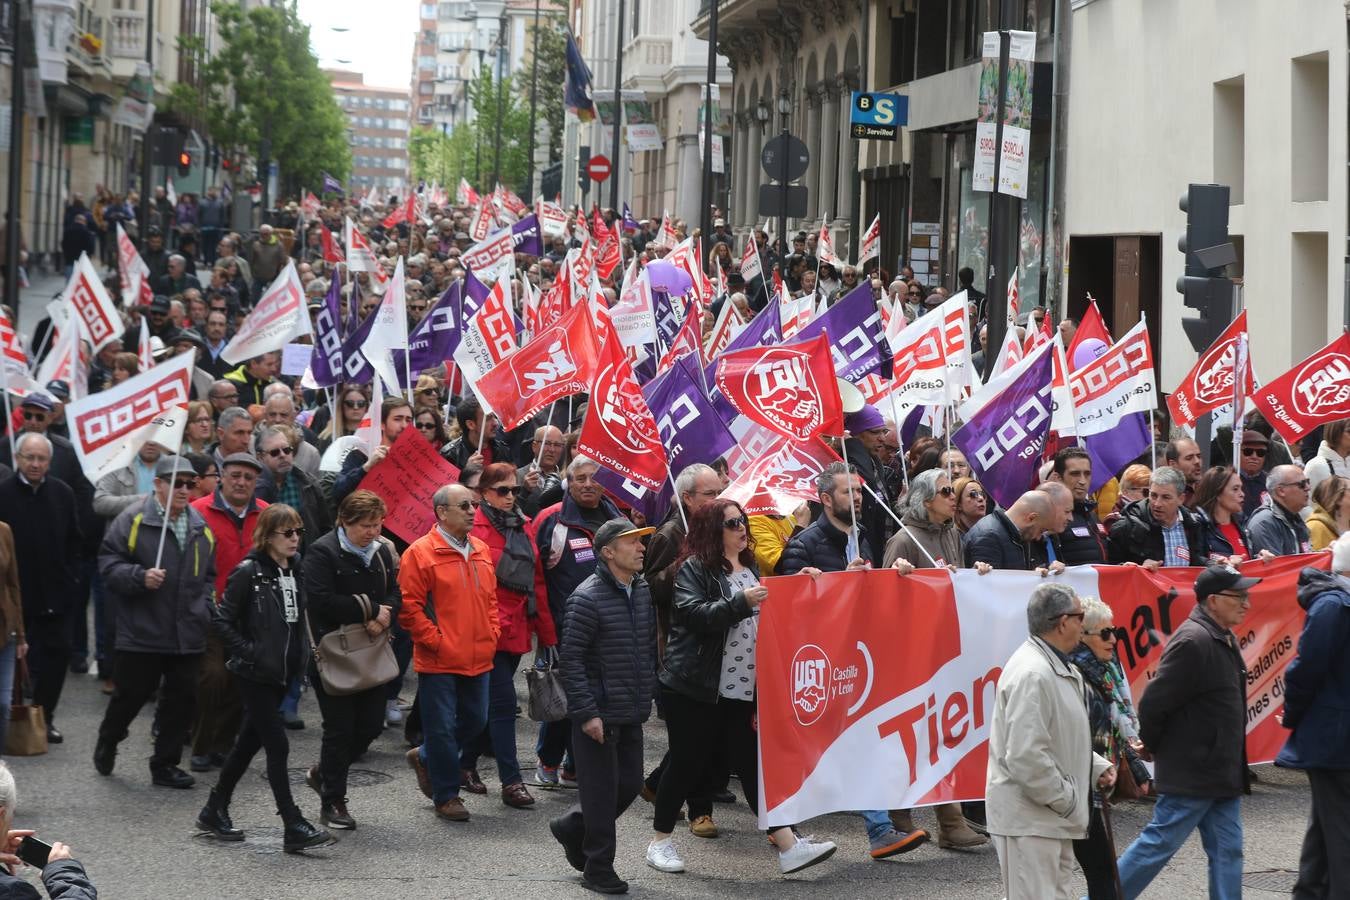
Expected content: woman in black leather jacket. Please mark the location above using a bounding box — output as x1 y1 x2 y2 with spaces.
195 504 332 853
646 499 837 879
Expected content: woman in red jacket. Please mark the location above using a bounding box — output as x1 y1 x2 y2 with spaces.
463 462 558 808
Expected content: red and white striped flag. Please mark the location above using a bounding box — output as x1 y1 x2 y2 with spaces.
857 214 881 267
740 231 763 283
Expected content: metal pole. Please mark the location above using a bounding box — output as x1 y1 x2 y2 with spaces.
524 0 542 203
982 0 1014 381
474 49 484 187
699 0 717 258
777 121 787 269
492 14 506 188
850 0 867 249
609 0 625 212
137 0 156 245
4 0 27 317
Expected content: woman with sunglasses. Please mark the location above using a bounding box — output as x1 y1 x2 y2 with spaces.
647 499 837 877
317 387 369 450
951 476 989 535
882 470 989 849
1067 595 1151 899
462 463 557 808
196 504 333 852
413 408 450 448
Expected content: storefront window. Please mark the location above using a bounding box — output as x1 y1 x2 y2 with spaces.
957 164 989 281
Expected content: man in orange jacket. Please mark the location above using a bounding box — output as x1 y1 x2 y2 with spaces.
399 482 501 822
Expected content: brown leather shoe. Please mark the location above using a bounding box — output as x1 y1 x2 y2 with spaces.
501 782 536 808
461 768 488 795
406 748 432 800
435 796 469 821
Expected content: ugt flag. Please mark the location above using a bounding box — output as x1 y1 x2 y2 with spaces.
1167 311 1253 429
577 334 668 492
952 340 1054 510
715 332 843 442
1252 330 1350 444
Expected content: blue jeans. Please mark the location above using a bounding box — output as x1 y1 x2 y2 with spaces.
279 675 302 716
418 672 489 804
0 641 17 753
537 717 574 772
460 651 523 785
862 809 894 842
1117 793 1243 900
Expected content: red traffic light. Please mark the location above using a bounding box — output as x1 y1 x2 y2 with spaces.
178 152 191 167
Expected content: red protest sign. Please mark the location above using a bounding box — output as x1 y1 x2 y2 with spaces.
357 425 461 544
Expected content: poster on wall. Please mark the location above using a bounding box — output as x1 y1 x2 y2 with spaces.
973 30 1035 198
623 90 663 152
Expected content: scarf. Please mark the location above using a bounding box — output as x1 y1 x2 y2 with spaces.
481 504 537 614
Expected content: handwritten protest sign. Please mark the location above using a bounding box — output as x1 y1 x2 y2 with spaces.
357 425 461 544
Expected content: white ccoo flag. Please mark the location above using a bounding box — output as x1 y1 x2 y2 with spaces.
359 257 410 392
221 260 310 365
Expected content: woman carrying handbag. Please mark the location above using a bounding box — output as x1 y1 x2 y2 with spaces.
195 504 332 853
301 490 402 830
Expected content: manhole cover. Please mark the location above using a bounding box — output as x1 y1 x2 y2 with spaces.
267 767 393 787
1243 869 1298 892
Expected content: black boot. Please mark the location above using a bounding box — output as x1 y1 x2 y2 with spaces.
196 791 244 841
282 812 333 853
93 738 117 776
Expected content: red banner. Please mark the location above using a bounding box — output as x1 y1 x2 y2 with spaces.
576 335 668 492
474 302 600 430
356 424 460 545
1167 311 1252 429
755 557 1322 828
715 332 843 441
1251 331 1350 444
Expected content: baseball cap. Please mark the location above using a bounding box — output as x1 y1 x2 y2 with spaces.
44 380 71 401
1194 564 1262 602
592 518 655 553
20 393 54 412
149 295 172 313
155 455 196 478
221 452 264 473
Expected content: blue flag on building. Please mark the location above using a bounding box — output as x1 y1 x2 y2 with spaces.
565 30 596 123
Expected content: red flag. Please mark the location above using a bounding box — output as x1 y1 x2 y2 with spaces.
740 232 763 283
320 222 344 263
592 212 621 281
721 432 841 517
1168 311 1254 429
577 334 668 492
1250 330 1350 444
474 302 601 430
1066 299 1112 364
715 332 843 441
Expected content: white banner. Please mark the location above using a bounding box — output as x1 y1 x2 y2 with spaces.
64 351 194 482
67 253 122 353
359 258 409 392
221 261 310 364
452 277 518 387
461 227 517 284
1051 320 1157 436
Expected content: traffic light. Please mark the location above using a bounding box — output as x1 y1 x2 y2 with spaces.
1176 184 1236 352
578 146 590 195
150 127 187 167
177 150 192 176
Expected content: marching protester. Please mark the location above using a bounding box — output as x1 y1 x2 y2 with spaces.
1192 466 1257 563
1278 533 1350 897
986 582 1114 899
1247 465 1313 556
1116 564 1256 899
1107 467 1208 568
302 490 401 830
196 503 333 852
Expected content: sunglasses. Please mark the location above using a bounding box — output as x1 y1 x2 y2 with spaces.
965 489 986 499
171 478 198 490
1057 611 1086 622
265 446 294 457
1281 480 1311 491
1090 628 1117 641
417 388 440 397
1241 447 1267 457
274 527 306 539
344 399 369 409
416 421 437 430
723 515 747 530
936 486 955 496
487 485 523 497
21 411 47 421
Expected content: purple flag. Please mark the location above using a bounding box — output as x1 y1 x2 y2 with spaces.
951 346 1055 510
464 269 491 312
344 279 362 339
391 281 463 388
321 171 344 195
309 275 345 387
793 283 890 384
622 203 638 233
652 289 684 353
510 214 543 257
336 306 378 385
1082 411 1152 491
595 355 735 522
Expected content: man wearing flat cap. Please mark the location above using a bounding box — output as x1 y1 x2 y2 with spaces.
95 454 217 790
1116 564 1259 899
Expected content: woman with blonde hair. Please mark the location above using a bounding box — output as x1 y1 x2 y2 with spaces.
182 400 215 454
1307 476 1350 550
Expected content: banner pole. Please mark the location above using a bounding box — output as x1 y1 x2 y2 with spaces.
857 480 937 568
839 432 860 555
1149 408 1158 470
885 390 909 492
29 327 54 373
667 465 688 531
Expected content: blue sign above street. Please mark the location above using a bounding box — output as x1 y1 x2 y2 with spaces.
849 92 907 141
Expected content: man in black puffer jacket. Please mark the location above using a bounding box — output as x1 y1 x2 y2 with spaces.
1108 466 1209 568
780 462 873 575
550 518 656 895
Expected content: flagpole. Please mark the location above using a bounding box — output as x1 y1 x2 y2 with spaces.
29 328 54 373
667 465 688 531
839 432 860 558
885 390 909 492
857 480 937 567
153 502 171 571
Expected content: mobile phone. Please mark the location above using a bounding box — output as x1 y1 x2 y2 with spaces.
16 836 51 869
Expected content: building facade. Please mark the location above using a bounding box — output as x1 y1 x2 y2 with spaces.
329 70 411 197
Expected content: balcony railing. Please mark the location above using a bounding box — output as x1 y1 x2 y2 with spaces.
109 8 145 59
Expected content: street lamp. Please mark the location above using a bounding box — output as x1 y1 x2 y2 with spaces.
775 91 791 257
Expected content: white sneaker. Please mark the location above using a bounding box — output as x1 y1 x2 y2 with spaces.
646 839 686 873
385 700 404 726
778 836 837 874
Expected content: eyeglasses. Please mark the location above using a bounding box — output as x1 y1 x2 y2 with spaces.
723 515 747 530
417 388 440 397
202 471 219 480
1280 479 1311 491
1090 628 1117 641
1241 447 1267 458
965 489 986 499
344 399 369 409
936 486 955 496
274 527 306 539
1213 591 1251 604
487 485 523 497
265 446 294 457
211 392 239 401
416 421 437 431
409 305 428 313
907 291 922 297
171 478 198 490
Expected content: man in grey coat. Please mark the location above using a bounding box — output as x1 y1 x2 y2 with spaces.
93 455 216 789
1247 465 1312 556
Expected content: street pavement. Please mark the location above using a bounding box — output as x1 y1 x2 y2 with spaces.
5 662 1314 899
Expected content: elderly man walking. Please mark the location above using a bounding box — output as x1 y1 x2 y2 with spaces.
1116 564 1258 899
399 483 500 822
986 582 1115 899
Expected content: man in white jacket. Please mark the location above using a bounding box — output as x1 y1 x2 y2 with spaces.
986 582 1116 899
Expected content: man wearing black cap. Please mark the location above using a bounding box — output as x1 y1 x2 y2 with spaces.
1116 564 1258 899
120 294 177 352
550 518 656 895
94 455 217 789
141 227 170 286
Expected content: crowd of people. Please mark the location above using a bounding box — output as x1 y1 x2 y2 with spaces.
0 186 1345 899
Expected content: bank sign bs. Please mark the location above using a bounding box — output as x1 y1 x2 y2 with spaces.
850 92 908 141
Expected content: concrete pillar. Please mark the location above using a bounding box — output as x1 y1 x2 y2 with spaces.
675 134 702 225
835 76 856 249
818 83 839 222
803 87 822 221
